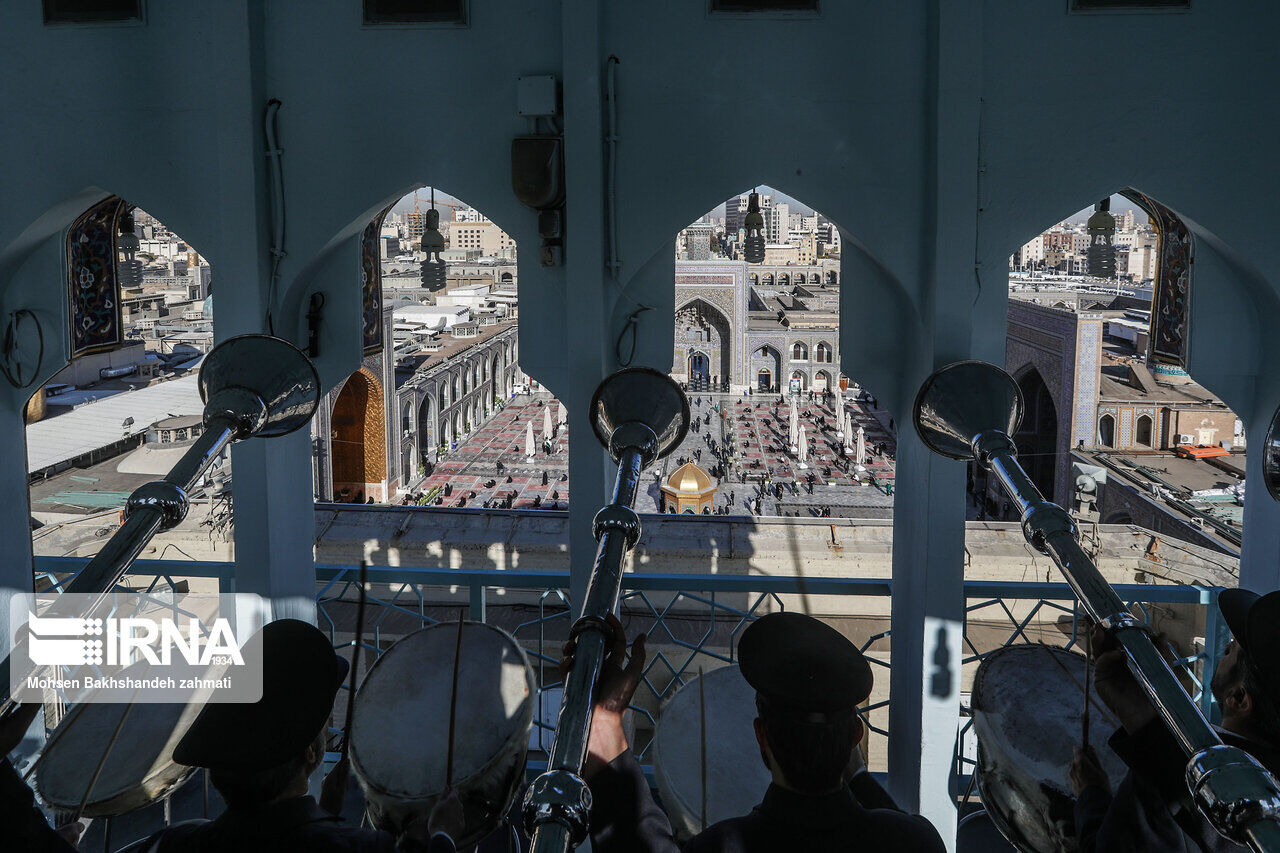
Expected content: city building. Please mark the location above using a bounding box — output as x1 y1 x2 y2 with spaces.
447 219 517 256
680 222 713 260
673 258 841 391
987 288 1243 555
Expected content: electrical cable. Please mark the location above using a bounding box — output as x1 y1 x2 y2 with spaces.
264 99 288 336
614 304 651 368
1 309 44 389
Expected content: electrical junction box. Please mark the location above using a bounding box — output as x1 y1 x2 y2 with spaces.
516 75 558 116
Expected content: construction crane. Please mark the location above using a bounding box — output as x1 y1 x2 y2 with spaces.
413 189 465 219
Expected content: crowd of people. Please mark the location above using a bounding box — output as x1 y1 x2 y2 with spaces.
661 389 896 518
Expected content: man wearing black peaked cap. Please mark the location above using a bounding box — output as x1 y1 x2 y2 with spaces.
572 612 945 852
0 619 462 853
1071 589 1280 852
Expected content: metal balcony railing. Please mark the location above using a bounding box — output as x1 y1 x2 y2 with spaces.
31 556 1228 797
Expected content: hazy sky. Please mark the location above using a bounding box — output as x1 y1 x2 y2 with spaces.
384 185 1133 233
1061 193 1149 225
697 186 817 222
389 187 469 216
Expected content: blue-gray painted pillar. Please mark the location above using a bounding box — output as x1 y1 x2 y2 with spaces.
886 431 965 844
209 2 317 623
561 0 613 611
885 2 983 847
1239 407 1280 592
231 430 317 623
0 403 33 662
0 403 47 766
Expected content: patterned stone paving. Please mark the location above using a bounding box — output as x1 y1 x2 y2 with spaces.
412 393 570 510
654 390 898 517
408 389 898 519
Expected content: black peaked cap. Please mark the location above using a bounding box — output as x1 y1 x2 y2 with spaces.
173 619 348 771
1219 588 1280 702
738 612 872 714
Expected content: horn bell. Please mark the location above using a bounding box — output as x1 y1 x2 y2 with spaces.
913 360 1024 461
1264 405 1280 503
198 334 321 438
589 367 690 463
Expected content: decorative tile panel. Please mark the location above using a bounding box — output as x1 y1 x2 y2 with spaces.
67 196 126 358
1124 188 1192 367
361 203 395 355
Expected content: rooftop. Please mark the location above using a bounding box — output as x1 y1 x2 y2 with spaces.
394 318 517 384
26 374 203 474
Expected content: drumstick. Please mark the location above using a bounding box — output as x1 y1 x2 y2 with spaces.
1082 628 1093 751
1035 643 1118 728
73 691 138 822
320 561 369 817
445 610 465 788
699 666 707 833
340 559 370 758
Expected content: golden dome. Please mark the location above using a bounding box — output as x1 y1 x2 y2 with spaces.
664 461 715 495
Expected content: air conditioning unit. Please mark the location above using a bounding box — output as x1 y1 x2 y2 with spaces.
1177 434 1194 445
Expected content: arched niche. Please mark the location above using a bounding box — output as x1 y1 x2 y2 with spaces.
330 368 387 502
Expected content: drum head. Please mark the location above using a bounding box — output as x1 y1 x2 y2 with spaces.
349 621 535 848
957 809 1017 852
652 665 772 839
971 645 1127 852
36 700 200 817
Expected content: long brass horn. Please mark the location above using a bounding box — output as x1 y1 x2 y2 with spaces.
0 334 320 721
1263 406 1280 504
523 367 689 852
914 359 1280 852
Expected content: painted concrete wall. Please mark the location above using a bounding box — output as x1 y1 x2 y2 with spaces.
4 0 1280 837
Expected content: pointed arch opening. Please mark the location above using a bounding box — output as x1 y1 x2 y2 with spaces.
331 368 387 502
1000 189 1247 549
1014 367 1058 499
26 198 223 571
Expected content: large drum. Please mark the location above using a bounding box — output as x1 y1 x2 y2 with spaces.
651 665 772 839
35 700 201 817
972 644 1128 852
349 621 535 849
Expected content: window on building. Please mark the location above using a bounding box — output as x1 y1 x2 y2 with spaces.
1098 414 1116 447
1135 414 1153 447
43 0 142 24
363 0 467 25
792 342 808 361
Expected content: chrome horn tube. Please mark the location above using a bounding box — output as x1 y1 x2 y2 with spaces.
0 334 320 722
913 360 1280 852
523 367 689 852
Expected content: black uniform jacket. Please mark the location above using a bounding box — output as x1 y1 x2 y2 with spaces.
587 748 946 853
0 757 439 853
1074 721 1280 852
139 795 399 852
1 757 76 853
